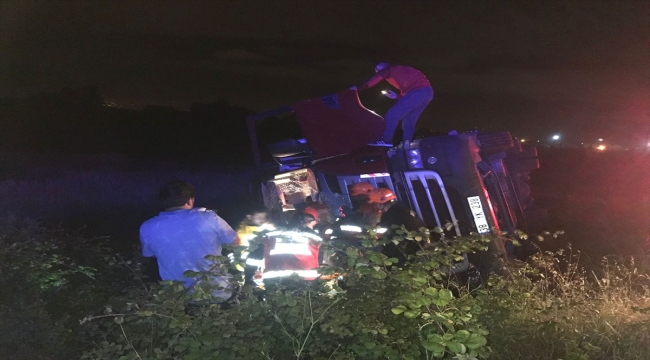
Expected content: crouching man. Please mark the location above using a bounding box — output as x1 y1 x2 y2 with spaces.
139 180 239 300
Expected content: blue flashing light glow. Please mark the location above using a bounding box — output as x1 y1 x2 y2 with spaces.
406 149 423 169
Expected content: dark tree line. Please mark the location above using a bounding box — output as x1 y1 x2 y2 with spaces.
0 86 254 165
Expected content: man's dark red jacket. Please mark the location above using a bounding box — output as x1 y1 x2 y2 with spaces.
357 65 430 97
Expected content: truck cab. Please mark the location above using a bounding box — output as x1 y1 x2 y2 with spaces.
247 90 543 275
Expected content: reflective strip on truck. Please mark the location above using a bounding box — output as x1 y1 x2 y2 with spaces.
467 196 491 234
360 173 390 178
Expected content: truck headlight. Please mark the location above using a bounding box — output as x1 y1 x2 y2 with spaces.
406 149 423 169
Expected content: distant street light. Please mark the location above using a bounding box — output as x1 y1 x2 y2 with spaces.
552 134 560 141
598 138 604 142
596 144 606 151
520 139 526 143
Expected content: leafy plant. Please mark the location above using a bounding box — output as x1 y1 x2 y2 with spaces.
0 216 115 359
80 225 496 359
3 216 650 359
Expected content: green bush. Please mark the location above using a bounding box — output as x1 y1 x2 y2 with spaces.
80 225 494 360
480 247 650 359
0 215 115 359
0 215 151 359
2 217 650 359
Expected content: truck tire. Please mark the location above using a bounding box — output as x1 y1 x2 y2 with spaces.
507 157 540 172
477 131 514 154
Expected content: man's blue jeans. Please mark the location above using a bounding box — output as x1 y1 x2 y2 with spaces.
383 86 434 142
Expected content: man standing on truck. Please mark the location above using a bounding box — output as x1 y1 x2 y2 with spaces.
350 62 434 146
139 180 239 300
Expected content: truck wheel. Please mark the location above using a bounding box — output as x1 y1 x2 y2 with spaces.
507 157 540 172
478 131 514 154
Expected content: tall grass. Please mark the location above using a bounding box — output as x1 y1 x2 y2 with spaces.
484 247 650 359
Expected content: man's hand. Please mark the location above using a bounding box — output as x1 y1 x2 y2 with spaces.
384 90 398 99
349 86 358 91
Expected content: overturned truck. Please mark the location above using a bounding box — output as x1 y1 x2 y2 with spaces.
247 90 546 275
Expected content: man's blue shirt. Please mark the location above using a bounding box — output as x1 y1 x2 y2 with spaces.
139 208 237 289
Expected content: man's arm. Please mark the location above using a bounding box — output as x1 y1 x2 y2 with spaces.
353 67 390 91
139 225 156 258
139 224 161 281
216 215 239 245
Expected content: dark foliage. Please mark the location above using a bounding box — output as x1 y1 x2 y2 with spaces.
0 87 253 164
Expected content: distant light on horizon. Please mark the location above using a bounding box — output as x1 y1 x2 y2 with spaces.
596 144 606 151
520 139 526 143
552 134 560 141
598 138 604 142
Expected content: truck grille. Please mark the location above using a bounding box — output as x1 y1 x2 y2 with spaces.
402 171 462 236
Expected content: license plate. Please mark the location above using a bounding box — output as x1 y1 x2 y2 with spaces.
467 196 490 234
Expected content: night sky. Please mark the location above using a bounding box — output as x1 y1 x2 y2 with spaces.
1 1 648 145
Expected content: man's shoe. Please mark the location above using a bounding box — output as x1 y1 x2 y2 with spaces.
367 140 393 147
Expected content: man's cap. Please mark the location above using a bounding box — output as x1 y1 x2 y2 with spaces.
350 182 375 197
367 188 397 204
